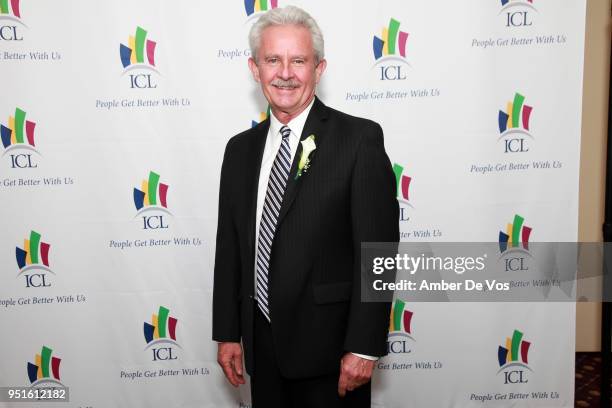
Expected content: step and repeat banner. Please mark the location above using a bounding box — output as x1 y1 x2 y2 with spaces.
0 1 586 407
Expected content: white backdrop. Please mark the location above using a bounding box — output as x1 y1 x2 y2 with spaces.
0 0 586 407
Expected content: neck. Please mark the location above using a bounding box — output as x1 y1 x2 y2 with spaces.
272 96 315 125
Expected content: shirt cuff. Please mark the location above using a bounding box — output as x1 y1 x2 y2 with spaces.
350 352 379 361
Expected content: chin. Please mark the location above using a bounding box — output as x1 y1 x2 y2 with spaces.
271 99 299 110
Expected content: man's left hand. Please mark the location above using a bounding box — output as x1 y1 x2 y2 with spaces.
337 353 375 397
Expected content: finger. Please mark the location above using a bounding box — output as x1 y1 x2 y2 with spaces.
221 361 239 387
338 373 348 397
353 363 372 385
343 367 359 383
225 364 239 386
232 353 245 384
353 371 366 384
232 351 243 376
345 373 367 390
353 371 369 386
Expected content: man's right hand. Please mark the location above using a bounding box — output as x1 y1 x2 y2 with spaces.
217 342 246 387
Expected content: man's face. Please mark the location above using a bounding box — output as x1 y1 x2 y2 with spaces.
248 24 326 120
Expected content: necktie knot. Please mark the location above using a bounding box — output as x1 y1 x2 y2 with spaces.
280 126 291 139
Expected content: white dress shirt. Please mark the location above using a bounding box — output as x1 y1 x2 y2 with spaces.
253 98 377 362
253 98 313 258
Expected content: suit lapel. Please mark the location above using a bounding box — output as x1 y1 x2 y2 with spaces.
246 119 270 273
276 97 329 227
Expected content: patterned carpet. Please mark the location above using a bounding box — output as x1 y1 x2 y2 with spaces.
575 352 611 407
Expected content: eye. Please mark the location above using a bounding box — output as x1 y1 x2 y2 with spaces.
292 58 305 65
265 57 279 65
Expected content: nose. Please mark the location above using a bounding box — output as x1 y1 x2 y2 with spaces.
278 59 294 79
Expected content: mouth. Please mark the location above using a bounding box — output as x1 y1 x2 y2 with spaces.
270 79 300 91
273 85 299 90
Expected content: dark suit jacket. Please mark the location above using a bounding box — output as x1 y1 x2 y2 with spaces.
212 97 399 379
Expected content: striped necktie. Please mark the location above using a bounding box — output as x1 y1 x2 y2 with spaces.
256 125 292 321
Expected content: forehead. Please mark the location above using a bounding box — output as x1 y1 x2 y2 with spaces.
259 24 314 55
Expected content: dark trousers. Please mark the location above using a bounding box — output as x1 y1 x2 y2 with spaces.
252 308 371 408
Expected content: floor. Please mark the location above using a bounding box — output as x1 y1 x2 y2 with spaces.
575 352 611 407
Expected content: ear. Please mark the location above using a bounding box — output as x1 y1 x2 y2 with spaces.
248 57 261 83
314 59 327 84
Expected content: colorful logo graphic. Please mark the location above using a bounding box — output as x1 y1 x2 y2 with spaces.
389 299 414 338
27 346 64 387
497 329 531 371
373 18 409 63
133 171 170 216
244 0 278 18
144 306 179 349
120 26 157 72
0 0 23 23
499 214 532 254
498 92 533 139
16 230 51 275
251 107 270 128
1 107 37 154
500 0 536 12
387 299 414 354
392 163 412 206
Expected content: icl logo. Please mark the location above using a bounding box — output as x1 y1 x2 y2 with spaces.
1 107 39 169
386 300 414 354
497 92 534 153
251 107 270 128
245 0 278 21
15 230 54 288
129 74 156 89
372 18 410 81
144 306 181 361
27 345 65 388
392 163 413 222
497 329 532 384
498 214 533 272
120 26 158 89
499 0 536 28
133 171 172 230
0 0 24 41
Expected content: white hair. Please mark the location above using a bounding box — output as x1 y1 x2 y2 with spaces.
249 5 325 64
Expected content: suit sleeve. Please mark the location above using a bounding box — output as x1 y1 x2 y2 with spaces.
344 123 399 356
212 139 242 342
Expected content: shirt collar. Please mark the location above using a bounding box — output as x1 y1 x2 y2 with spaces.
269 98 316 141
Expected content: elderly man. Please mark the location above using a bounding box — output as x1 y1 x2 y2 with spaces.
212 6 399 407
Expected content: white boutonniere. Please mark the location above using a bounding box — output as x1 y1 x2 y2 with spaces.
295 134 316 180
